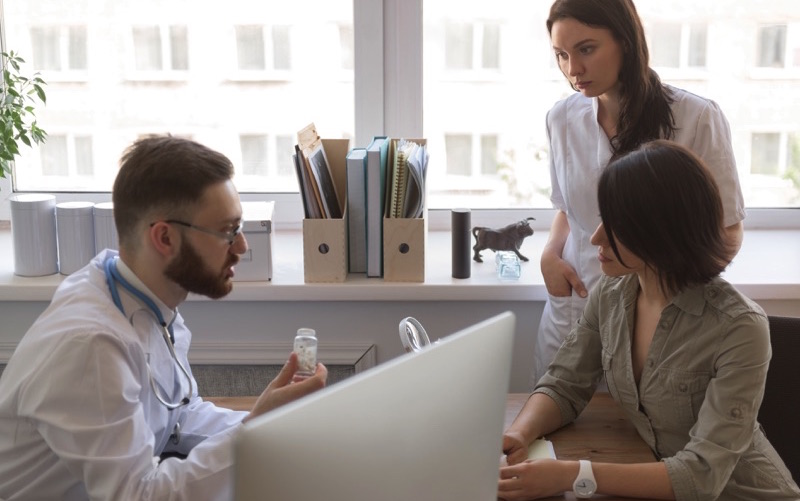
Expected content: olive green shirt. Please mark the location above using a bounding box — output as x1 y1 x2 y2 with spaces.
535 274 800 500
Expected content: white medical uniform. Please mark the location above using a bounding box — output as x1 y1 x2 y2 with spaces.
0 250 248 500
532 85 746 387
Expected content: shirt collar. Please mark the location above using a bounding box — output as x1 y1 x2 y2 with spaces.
115 258 178 329
618 273 707 317
671 282 709 317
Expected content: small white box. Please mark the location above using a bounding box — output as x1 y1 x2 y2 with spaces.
234 201 274 281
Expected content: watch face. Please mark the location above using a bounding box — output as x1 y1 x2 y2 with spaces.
575 478 597 496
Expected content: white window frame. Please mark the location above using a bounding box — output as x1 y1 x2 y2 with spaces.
1 0 797 231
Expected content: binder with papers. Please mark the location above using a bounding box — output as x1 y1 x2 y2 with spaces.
345 148 368 274
387 139 428 219
300 135 350 283
383 138 427 282
365 136 389 277
295 123 343 220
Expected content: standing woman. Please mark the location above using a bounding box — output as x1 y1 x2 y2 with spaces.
533 0 746 384
499 140 800 500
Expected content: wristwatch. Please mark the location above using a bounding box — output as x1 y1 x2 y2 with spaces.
573 459 597 498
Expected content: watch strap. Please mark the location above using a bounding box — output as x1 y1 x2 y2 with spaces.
572 459 597 498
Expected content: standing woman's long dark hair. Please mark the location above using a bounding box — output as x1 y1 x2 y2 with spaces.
546 0 676 158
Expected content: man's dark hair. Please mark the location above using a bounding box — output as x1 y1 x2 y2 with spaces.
112 135 234 248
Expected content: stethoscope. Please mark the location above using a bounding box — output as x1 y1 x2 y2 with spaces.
104 257 194 415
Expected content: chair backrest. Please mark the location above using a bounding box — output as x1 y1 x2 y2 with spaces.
759 315 800 483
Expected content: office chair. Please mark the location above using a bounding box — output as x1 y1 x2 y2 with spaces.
759 315 800 483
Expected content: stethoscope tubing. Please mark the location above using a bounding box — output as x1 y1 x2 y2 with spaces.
104 257 193 411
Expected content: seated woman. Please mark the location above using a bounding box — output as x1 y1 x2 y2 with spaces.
497 140 800 500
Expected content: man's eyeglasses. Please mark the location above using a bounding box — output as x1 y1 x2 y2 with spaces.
153 220 243 245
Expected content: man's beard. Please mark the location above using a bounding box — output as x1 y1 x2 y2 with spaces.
164 240 237 299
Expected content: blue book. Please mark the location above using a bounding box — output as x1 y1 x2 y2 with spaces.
365 136 389 277
346 148 368 273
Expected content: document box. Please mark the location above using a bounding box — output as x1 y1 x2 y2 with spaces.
234 201 275 282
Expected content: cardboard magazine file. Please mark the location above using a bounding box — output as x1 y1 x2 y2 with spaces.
303 138 349 283
383 216 425 282
383 138 426 283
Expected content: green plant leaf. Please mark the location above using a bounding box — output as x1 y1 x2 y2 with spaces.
0 49 48 191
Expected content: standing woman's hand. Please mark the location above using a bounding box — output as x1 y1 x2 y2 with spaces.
541 248 586 298
540 211 587 298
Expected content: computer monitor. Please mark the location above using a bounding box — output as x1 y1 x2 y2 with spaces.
233 311 516 501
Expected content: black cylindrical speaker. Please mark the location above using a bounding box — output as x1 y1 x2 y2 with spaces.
451 208 471 278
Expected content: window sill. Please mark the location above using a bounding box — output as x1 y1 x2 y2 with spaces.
0 228 798 302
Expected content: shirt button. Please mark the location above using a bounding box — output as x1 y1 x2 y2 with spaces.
647 359 654 368
678 382 688 392
730 408 742 419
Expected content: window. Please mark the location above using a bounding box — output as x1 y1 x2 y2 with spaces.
649 23 707 68
27 134 96 191
444 21 500 72
234 25 292 72
240 135 269 176
758 24 787 68
2 0 800 225
480 135 498 176
132 25 188 72
751 133 781 175
30 26 88 72
424 0 800 211
236 134 297 192
4 0 354 198
749 132 800 206
235 26 267 71
755 23 800 69
444 134 471 175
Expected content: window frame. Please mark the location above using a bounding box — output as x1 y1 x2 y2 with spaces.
1 0 798 231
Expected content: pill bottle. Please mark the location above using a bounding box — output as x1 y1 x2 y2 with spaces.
293 328 318 377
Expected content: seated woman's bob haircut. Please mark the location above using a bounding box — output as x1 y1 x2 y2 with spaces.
597 139 734 296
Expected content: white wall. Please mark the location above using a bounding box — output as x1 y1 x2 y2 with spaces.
2 297 797 393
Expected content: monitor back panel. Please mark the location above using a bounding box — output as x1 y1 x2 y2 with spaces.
234 311 516 501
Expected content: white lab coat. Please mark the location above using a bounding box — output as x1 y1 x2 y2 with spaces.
0 250 248 500
532 85 746 386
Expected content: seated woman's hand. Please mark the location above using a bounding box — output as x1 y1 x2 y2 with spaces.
497 458 569 501
501 430 530 466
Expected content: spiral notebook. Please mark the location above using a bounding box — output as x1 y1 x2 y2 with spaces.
387 139 427 219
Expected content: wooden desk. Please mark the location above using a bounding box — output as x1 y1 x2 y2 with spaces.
207 391 658 500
